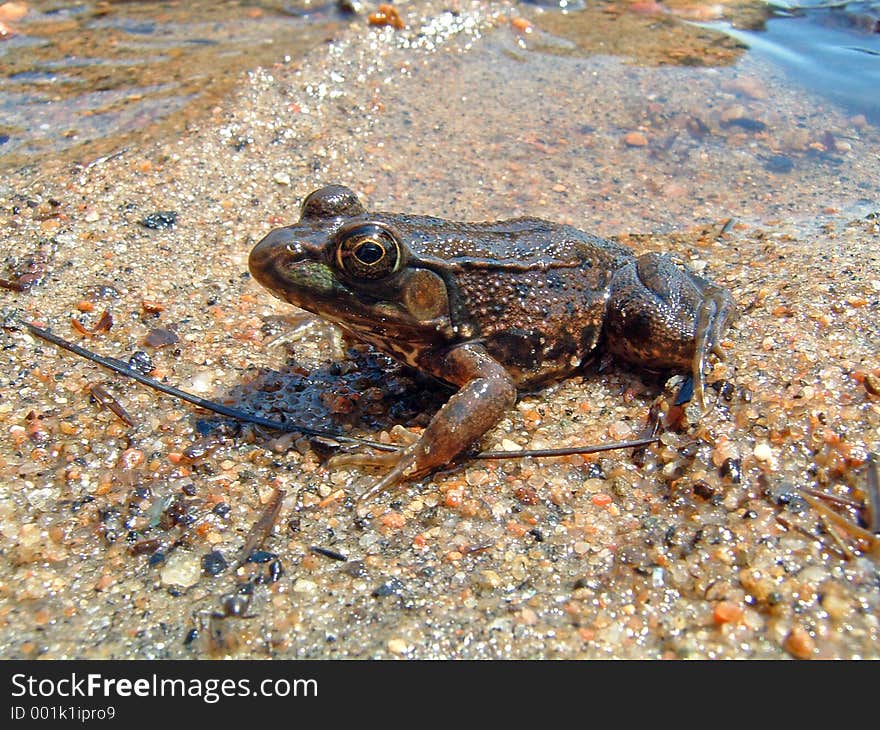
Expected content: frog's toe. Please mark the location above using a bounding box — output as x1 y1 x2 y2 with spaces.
355 451 420 512
328 449 402 471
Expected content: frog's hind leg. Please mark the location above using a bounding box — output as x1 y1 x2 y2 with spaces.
604 252 735 411
691 281 735 410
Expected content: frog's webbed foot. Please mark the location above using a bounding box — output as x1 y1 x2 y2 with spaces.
329 425 420 470
691 282 735 410
331 442 416 513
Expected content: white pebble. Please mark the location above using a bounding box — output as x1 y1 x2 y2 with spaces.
160 551 201 588
753 442 774 463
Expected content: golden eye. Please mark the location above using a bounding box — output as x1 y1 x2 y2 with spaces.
335 223 401 280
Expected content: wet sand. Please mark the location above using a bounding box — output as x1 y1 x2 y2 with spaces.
0 1 878 658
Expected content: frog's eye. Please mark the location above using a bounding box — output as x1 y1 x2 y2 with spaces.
335 223 401 280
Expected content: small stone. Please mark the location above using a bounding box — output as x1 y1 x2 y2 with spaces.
720 105 747 123
201 550 228 577
753 442 774 463
624 131 648 147
476 569 502 589
783 625 815 660
140 211 178 230
713 600 744 625
160 550 201 588
292 578 317 593
724 76 767 100
517 607 538 626
820 591 851 621
573 541 590 555
18 523 41 547
273 172 291 185
372 577 404 597
387 638 409 654
608 420 632 439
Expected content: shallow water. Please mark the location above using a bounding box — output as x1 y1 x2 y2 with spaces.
0 0 346 169
3 0 879 171
713 1 880 122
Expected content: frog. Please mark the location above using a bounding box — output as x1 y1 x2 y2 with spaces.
248 184 735 505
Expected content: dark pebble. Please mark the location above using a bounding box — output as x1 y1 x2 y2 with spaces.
675 376 694 405
127 350 153 374
724 117 767 132
720 457 742 483
219 593 251 617
310 545 348 561
372 577 405 597
267 559 283 583
144 327 179 348
212 502 231 518
140 211 178 229
247 550 277 564
692 481 715 500
202 550 228 576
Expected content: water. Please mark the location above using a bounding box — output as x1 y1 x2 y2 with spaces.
0 0 348 169
712 1 880 122
2 1 879 171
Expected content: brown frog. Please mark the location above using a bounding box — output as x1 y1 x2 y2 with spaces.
249 185 734 504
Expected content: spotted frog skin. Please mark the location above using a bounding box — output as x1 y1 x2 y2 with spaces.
249 185 734 503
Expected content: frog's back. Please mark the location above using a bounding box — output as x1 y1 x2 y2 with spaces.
373 212 634 386
373 212 633 266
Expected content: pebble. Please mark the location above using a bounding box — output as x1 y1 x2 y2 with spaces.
820 591 851 621
783 625 815 660
476 569 502 589
18 523 41 548
387 638 409 654
292 578 317 593
273 172 291 185
160 551 201 588
623 131 648 147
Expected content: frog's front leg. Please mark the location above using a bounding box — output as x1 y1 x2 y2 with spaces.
349 342 516 508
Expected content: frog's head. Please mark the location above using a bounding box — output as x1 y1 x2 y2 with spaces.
249 185 454 360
